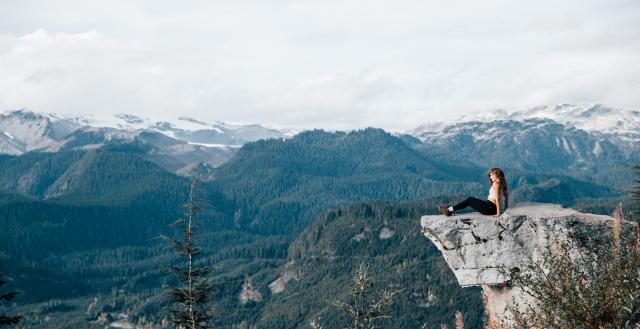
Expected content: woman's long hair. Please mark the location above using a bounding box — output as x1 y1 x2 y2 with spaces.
488 168 508 194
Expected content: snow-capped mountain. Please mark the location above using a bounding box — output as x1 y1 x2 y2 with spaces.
508 104 640 138
0 109 294 154
411 117 637 188
0 131 25 155
0 110 83 154
0 109 295 177
409 104 640 142
151 117 288 146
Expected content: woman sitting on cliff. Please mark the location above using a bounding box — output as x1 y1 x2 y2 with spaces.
439 167 508 218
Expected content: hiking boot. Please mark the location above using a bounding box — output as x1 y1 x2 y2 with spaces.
438 205 452 217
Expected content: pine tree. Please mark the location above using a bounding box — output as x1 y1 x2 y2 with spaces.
0 272 22 326
164 180 214 329
631 164 640 223
333 262 397 329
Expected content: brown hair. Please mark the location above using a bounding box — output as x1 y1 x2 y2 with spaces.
488 167 508 194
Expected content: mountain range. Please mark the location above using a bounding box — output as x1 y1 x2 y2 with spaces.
0 109 294 175
409 103 640 143
0 104 637 328
408 104 639 189
2 103 637 178
2 102 638 162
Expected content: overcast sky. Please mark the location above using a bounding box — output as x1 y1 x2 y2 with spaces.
1 0 639 131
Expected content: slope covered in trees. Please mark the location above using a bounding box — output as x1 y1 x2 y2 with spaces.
0 128 630 328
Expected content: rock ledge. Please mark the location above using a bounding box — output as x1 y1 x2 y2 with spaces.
421 203 637 326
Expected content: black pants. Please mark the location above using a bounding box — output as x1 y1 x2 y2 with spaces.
453 197 497 215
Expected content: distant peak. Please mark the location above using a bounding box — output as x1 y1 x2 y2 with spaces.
456 108 509 123
114 113 146 124
409 103 640 140
177 117 210 126
2 108 44 119
555 102 576 108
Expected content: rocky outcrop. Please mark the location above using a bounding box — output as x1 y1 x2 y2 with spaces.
268 271 299 294
421 203 638 327
239 280 263 304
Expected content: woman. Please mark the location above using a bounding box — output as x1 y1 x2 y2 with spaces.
438 168 508 218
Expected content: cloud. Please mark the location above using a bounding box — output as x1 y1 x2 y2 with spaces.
0 0 639 131
0 29 146 118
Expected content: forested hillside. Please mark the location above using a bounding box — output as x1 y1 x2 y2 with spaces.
0 128 631 328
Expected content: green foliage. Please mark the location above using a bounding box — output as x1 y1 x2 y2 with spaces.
0 151 86 198
0 272 22 326
333 262 398 329
259 198 485 329
631 164 640 223
213 128 620 236
212 128 484 235
510 174 614 205
413 119 635 189
164 181 215 329
0 128 633 328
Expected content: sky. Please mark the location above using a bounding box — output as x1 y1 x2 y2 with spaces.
1 0 639 131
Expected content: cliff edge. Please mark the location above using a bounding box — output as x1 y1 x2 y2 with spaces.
421 203 638 327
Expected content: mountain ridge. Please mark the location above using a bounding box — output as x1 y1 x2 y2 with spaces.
408 103 640 141
0 109 291 155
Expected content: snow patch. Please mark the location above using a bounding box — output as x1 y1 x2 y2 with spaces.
592 141 602 156
187 142 242 148
561 137 571 153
